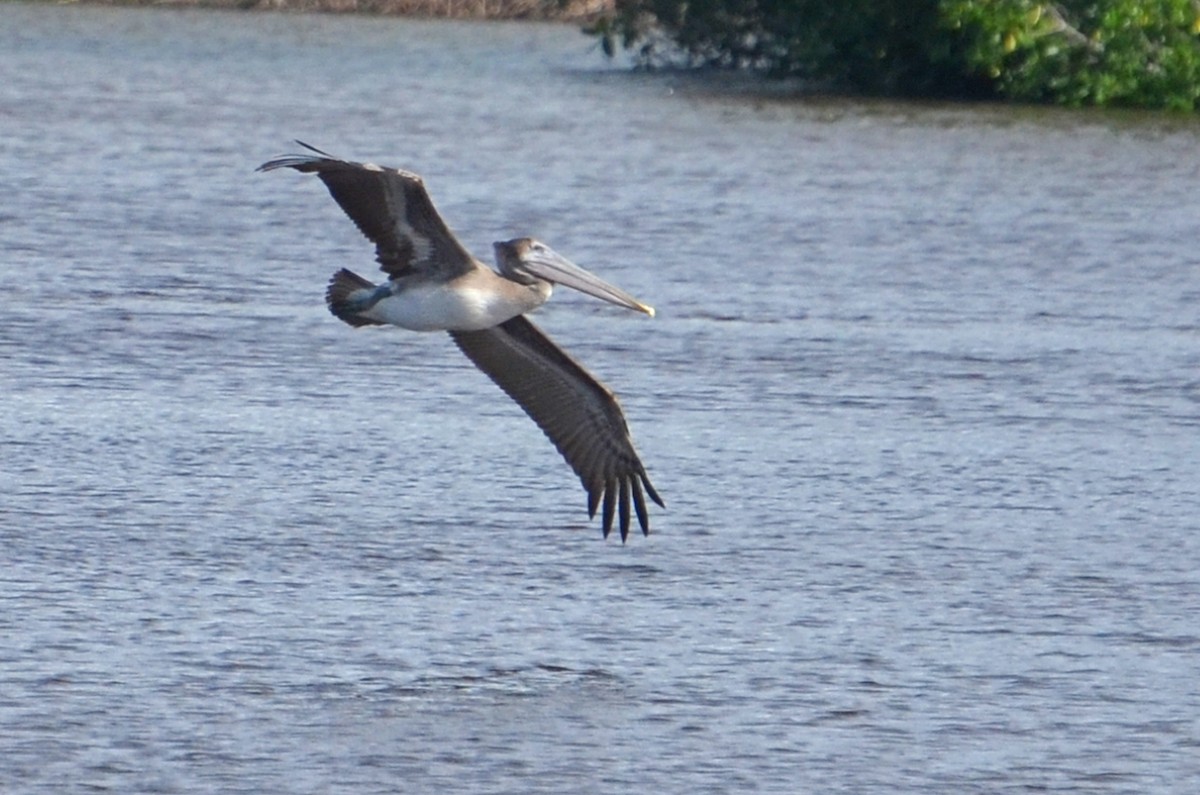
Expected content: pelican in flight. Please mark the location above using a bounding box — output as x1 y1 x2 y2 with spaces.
258 142 663 541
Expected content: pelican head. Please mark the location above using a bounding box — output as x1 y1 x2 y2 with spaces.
494 238 655 317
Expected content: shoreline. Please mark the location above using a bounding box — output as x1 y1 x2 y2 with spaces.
59 0 617 22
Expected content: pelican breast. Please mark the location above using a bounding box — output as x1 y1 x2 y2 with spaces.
359 269 551 332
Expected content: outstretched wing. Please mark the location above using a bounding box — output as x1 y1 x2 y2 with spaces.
257 141 477 280
450 316 663 542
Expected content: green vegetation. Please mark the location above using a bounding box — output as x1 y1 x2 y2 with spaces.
588 1 1200 109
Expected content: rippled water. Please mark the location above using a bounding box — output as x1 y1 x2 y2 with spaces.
2 3 1199 793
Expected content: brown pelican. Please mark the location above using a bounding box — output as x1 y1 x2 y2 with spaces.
258 142 663 541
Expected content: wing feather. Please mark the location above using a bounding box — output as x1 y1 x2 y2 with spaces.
258 141 477 280
450 316 663 540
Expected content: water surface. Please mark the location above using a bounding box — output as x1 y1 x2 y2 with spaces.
2 4 1199 793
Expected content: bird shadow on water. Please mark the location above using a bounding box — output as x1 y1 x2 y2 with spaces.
394 663 624 700
276 661 629 713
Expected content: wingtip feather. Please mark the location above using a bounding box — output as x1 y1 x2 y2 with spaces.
257 141 341 173
618 479 632 543
641 472 665 509
586 487 601 520
631 478 650 536
601 481 617 540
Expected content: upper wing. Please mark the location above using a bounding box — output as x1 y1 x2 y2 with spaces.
450 316 664 541
258 141 477 280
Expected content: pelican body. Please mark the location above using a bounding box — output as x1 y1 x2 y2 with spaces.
258 142 663 541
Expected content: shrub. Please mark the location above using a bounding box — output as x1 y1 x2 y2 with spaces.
589 0 1200 109
943 0 1200 109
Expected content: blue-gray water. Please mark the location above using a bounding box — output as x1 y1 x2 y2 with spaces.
2 4 1199 792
